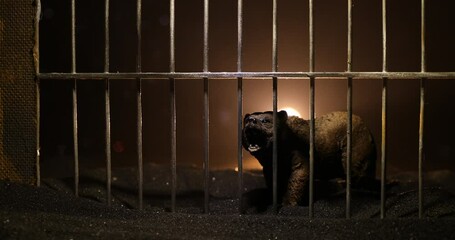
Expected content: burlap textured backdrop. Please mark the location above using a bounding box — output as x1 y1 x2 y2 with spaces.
0 0 37 184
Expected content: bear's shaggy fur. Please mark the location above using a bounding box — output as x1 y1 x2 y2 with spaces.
242 111 376 206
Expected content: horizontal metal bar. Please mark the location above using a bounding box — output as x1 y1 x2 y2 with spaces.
38 72 455 80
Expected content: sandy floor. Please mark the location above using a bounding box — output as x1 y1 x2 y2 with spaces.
1 164 455 239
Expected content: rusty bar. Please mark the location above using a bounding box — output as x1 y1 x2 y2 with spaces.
136 79 143 210
421 0 426 73
272 0 278 72
237 0 243 74
237 79 244 213
203 0 210 214
418 79 425 218
104 0 112 206
105 80 112 206
382 0 387 73
203 78 210 214
136 0 142 74
170 0 177 213
237 0 244 214
272 76 278 212
272 0 278 213
104 0 110 73
380 0 387 219
309 77 315 218
419 0 426 219
170 78 177 213
308 0 315 218
136 0 144 210
38 71 455 80
34 0 42 187
36 78 41 187
203 0 209 73
381 79 388 219
71 0 76 74
71 0 79 197
346 0 353 219
170 1 175 72
73 81 79 197
346 78 352 219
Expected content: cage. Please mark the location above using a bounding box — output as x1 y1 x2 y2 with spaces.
1 0 455 239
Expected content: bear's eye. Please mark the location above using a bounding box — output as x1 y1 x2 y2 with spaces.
260 118 270 123
247 116 256 123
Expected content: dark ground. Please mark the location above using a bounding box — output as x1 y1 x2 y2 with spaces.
1 164 455 239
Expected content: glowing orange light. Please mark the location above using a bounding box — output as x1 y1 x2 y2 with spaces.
280 107 301 117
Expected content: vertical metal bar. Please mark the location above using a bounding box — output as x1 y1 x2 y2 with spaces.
381 78 387 218
346 85 352 220
104 0 110 73
34 0 42 187
272 77 278 212
421 0 426 74
36 78 41 187
237 0 244 214
308 0 314 73
272 0 278 213
105 82 112 206
71 0 79 197
419 0 426 219
380 0 388 219
170 78 177 213
203 78 210 213
170 0 177 213
346 0 353 219
382 0 387 74
308 0 315 219
203 0 209 73
203 0 210 214
136 0 144 210
73 82 79 197
104 0 112 206
137 79 143 210
71 0 76 74
418 80 425 218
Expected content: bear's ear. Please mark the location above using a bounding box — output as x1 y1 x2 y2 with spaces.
243 113 251 121
278 110 288 120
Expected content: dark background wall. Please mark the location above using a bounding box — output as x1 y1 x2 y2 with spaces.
38 0 455 177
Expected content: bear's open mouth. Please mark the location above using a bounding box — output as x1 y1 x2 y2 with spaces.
248 144 261 152
244 127 268 153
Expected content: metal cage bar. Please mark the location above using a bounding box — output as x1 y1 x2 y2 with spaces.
35 0 42 187
203 0 210 214
104 0 112 207
272 0 278 213
380 0 388 219
237 0 244 214
71 0 80 197
34 0 455 218
346 0 353 219
419 0 426 219
170 0 177 213
308 0 315 219
38 72 455 80
203 77 210 213
136 0 144 211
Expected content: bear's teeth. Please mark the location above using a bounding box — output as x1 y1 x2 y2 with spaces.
248 144 260 152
